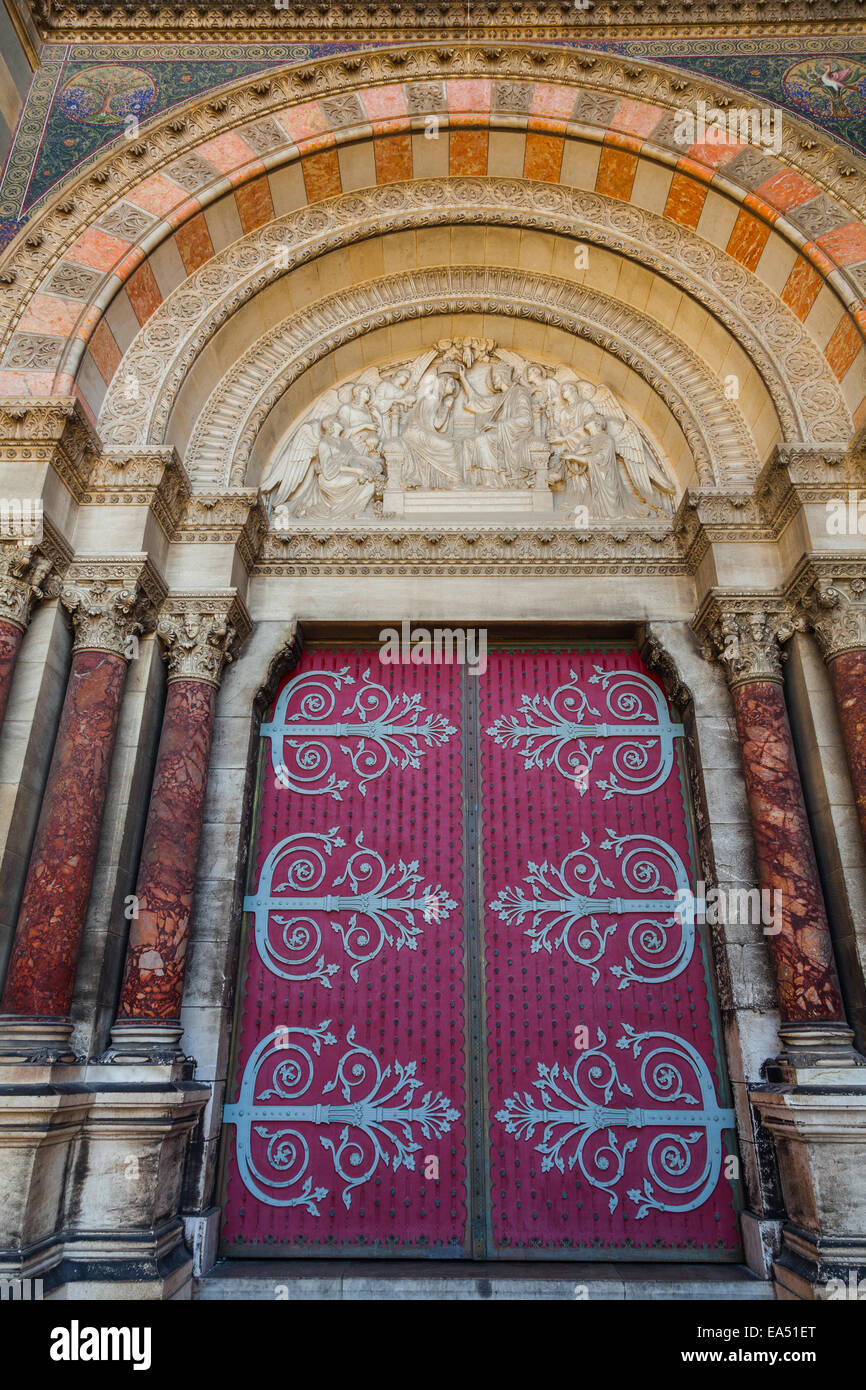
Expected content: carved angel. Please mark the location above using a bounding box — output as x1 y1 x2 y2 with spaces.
607 418 677 515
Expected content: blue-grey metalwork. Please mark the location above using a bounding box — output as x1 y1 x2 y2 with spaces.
488 830 695 985
245 826 456 985
486 666 683 798
496 1026 735 1217
224 1023 460 1211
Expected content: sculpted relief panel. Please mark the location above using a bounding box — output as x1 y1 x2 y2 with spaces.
261 341 678 524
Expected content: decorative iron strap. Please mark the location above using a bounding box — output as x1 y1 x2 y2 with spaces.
244 827 456 985
224 1024 461 1212
496 1026 734 1217
489 830 694 985
261 667 457 799
486 667 683 798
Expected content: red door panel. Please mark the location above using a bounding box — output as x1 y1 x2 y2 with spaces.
481 648 740 1256
221 647 469 1255
221 643 741 1259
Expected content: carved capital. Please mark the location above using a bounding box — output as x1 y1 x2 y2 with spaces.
60 558 166 657
692 591 801 689
158 591 252 687
788 559 866 663
0 540 53 631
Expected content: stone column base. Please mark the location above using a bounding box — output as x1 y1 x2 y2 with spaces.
0 1061 209 1298
0 1016 76 1062
751 1084 866 1300
768 1022 866 1086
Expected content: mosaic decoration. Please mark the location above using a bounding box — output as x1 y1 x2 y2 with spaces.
244 825 456 985
58 64 158 127
1 35 864 233
782 56 866 123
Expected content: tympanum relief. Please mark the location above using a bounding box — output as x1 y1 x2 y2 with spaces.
261 340 678 523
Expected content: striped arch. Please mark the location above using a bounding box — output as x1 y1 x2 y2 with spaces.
0 44 863 451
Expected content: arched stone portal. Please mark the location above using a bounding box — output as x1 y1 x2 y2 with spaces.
0 25 865 1303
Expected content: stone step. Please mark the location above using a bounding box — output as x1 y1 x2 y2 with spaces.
195 1259 775 1301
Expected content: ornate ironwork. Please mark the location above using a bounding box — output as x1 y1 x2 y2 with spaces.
496 1025 734 1217
488 830 695 985
261 667 457 799
224 1023 460 1211
486 666 683 798
245 826 457 985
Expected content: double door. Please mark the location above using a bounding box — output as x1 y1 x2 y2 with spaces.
220 642 740 1259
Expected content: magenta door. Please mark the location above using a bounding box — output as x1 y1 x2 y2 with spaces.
220 643 741 1259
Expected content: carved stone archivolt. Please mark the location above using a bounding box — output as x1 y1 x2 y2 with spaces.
95 180 849 464
693 590 801 688
158 592 252 688
1 45 863 356
60 559 166 657
179 267 763 496
261 338 679 522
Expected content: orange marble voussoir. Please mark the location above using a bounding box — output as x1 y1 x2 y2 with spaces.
88 317 123 385
523 131 564 182
302 148 342 201
174 212 215 274
595 145 638 201
125 261 163 326
726 208 770 271
825 314 863 381
374 132 413 184
664 171 707 230
449 129 488 176
781 256 823 320
234 175 275 233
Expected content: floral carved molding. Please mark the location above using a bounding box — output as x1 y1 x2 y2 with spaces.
1 45 864 353
94 181 849 469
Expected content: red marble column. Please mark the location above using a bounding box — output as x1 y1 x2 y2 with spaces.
825 648 866 853
0 618 24 731
0 648 128 1018
114 679 216 1029
730 677 846 1025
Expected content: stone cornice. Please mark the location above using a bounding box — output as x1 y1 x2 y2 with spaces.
692 588 801 688
256 520 685 576
79 448 193 540
176 490 269 573
0 396 100 501
60 555 167 657
786 554 866 663
673 488 771 572
157 590 252 688
22 2 866 41
756 441 861 536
